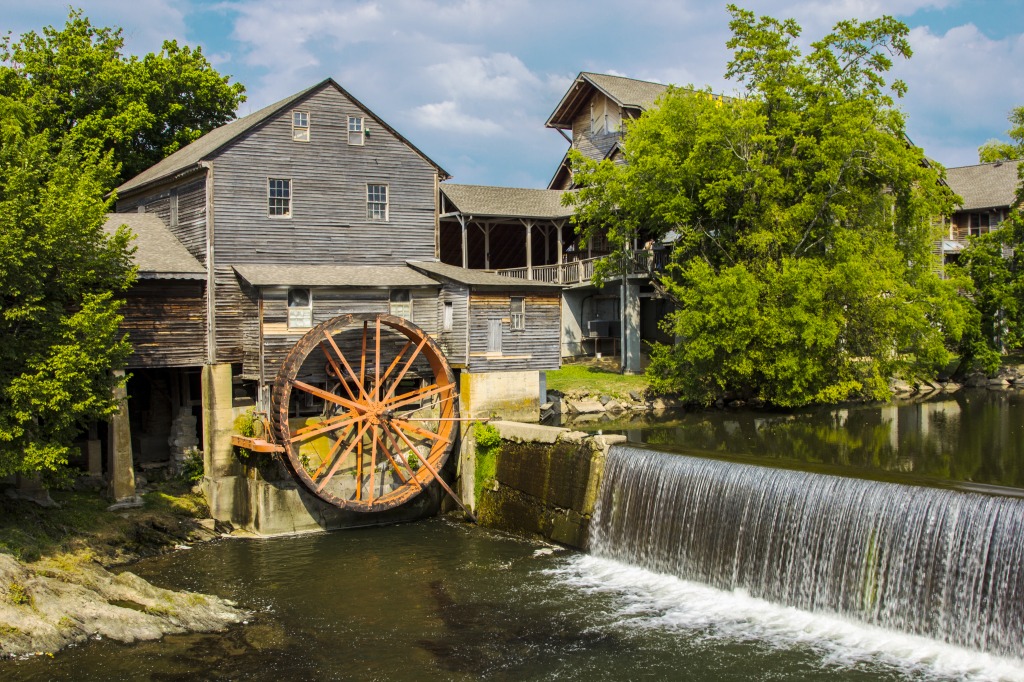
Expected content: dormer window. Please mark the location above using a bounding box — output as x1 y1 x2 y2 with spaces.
348 116 364 145
292 111 310 141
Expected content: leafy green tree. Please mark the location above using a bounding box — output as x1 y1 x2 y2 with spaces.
0 8 246 181
567 5 971 407
977 106 1024 162
0 97 135 479
957 106 1024 365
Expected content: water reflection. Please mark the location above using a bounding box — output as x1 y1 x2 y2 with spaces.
610 390 1024 488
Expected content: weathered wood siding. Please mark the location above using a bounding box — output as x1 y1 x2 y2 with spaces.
208 85 439 365
116 177 208 264
468 292 561 372
121 280 206 368
436 283 469 366
571 93 622 163
258 287 440 381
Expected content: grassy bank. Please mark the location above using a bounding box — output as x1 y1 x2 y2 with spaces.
546 364 650 399
0 483 210 566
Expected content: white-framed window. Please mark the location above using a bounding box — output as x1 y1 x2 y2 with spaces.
292 111 310 141
367 184 388 221
348 116 364 145
390 289 411 320
510 296 525 331
268 178 291 218
288 288 312 328
442 301 454 332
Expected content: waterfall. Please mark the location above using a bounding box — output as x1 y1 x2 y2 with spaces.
590 445 1024 658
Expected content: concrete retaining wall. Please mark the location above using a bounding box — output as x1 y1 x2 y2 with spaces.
467 420 623 549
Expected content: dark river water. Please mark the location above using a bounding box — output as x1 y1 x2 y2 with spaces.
6 390 1024 681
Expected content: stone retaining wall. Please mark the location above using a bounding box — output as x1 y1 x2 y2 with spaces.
467 421 623 549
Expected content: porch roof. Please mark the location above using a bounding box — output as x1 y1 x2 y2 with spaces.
440 183 574 220
232 264 439 288
103 213 206 280
407 261 563 289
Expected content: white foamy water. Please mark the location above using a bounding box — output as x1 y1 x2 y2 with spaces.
549 554 1024 682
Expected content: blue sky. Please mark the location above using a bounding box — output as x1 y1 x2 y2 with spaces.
5 1 1023 187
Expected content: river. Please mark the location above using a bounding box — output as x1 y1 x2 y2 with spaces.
6 390 1023 681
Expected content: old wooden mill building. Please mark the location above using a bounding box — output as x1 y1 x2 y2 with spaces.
105 78 561 531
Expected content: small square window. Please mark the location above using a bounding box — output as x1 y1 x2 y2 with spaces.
390 288 411 320
348 116 364 145
269 178 291 217
367 184 388 221
288 288 312 328
292 111 310 141
510 297 525 331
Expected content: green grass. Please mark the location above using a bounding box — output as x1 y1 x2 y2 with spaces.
546 364 650 399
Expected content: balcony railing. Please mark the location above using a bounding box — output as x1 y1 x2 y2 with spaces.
492 250 669 285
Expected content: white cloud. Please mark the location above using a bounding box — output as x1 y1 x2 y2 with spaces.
413 100 504 136
428 53 540 101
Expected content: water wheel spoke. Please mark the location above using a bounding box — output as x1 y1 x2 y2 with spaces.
374 425 409 483
384 383 454 413
391 390 456 420
316 419 372 493
380 337 428 404
374 317 382 403
392 417 449 444
292 379 368 414
389 418 467 514
378 423 417 487
288 412 364 444
310 423 355 480
374 340 412 403
320 337 365 402
356 434 364 501
368 424 379 504
359 321 368 400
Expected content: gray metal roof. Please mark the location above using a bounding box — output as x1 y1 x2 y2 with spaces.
546 72 668 129
440 184 574 219
103 213 206 279
406 261 563 289
233 264 439 288
116 78 449 196
946 160 1020 211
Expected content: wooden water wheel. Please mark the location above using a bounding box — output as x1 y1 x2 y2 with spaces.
269 313 460 512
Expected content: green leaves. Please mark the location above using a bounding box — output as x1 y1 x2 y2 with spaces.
569 6 969 407
0 9 245 182
0 98 134 478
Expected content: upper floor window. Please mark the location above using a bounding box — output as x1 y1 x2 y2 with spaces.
288 288 312 328
348 116 364 145
510 296 525 331
390 289 411 320
367 184 388 221
268 178 291 217
292 111 310 141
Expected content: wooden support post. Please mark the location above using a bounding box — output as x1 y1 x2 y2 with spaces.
484 223 491 270
458 214 468 269
524 220 533 280
556 221 564 283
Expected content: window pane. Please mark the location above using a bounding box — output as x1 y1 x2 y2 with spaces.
510 297 525 330
268 179 291 217
367 184 387 220
443 301 453 331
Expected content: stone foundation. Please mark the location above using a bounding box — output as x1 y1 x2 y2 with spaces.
468 420 623 549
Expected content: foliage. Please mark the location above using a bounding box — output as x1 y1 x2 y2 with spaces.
977 106 1024 162
0 98 136 478
180 447 205 484
567 5 969 407
545 364 649 398
473 422 502 503
0 9 246 182
6 581 33 607
957 105 1024 363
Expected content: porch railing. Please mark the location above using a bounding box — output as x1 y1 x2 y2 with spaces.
493 250 668 285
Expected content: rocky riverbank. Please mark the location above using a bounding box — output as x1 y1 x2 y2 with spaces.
0 488 247 659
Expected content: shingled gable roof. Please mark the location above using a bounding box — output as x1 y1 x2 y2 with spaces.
232 264 439 288
406 260 563 289
546 72 669 130
945 160 1021 211
440 184 573 219
103 213 205 279
116 78 449 197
